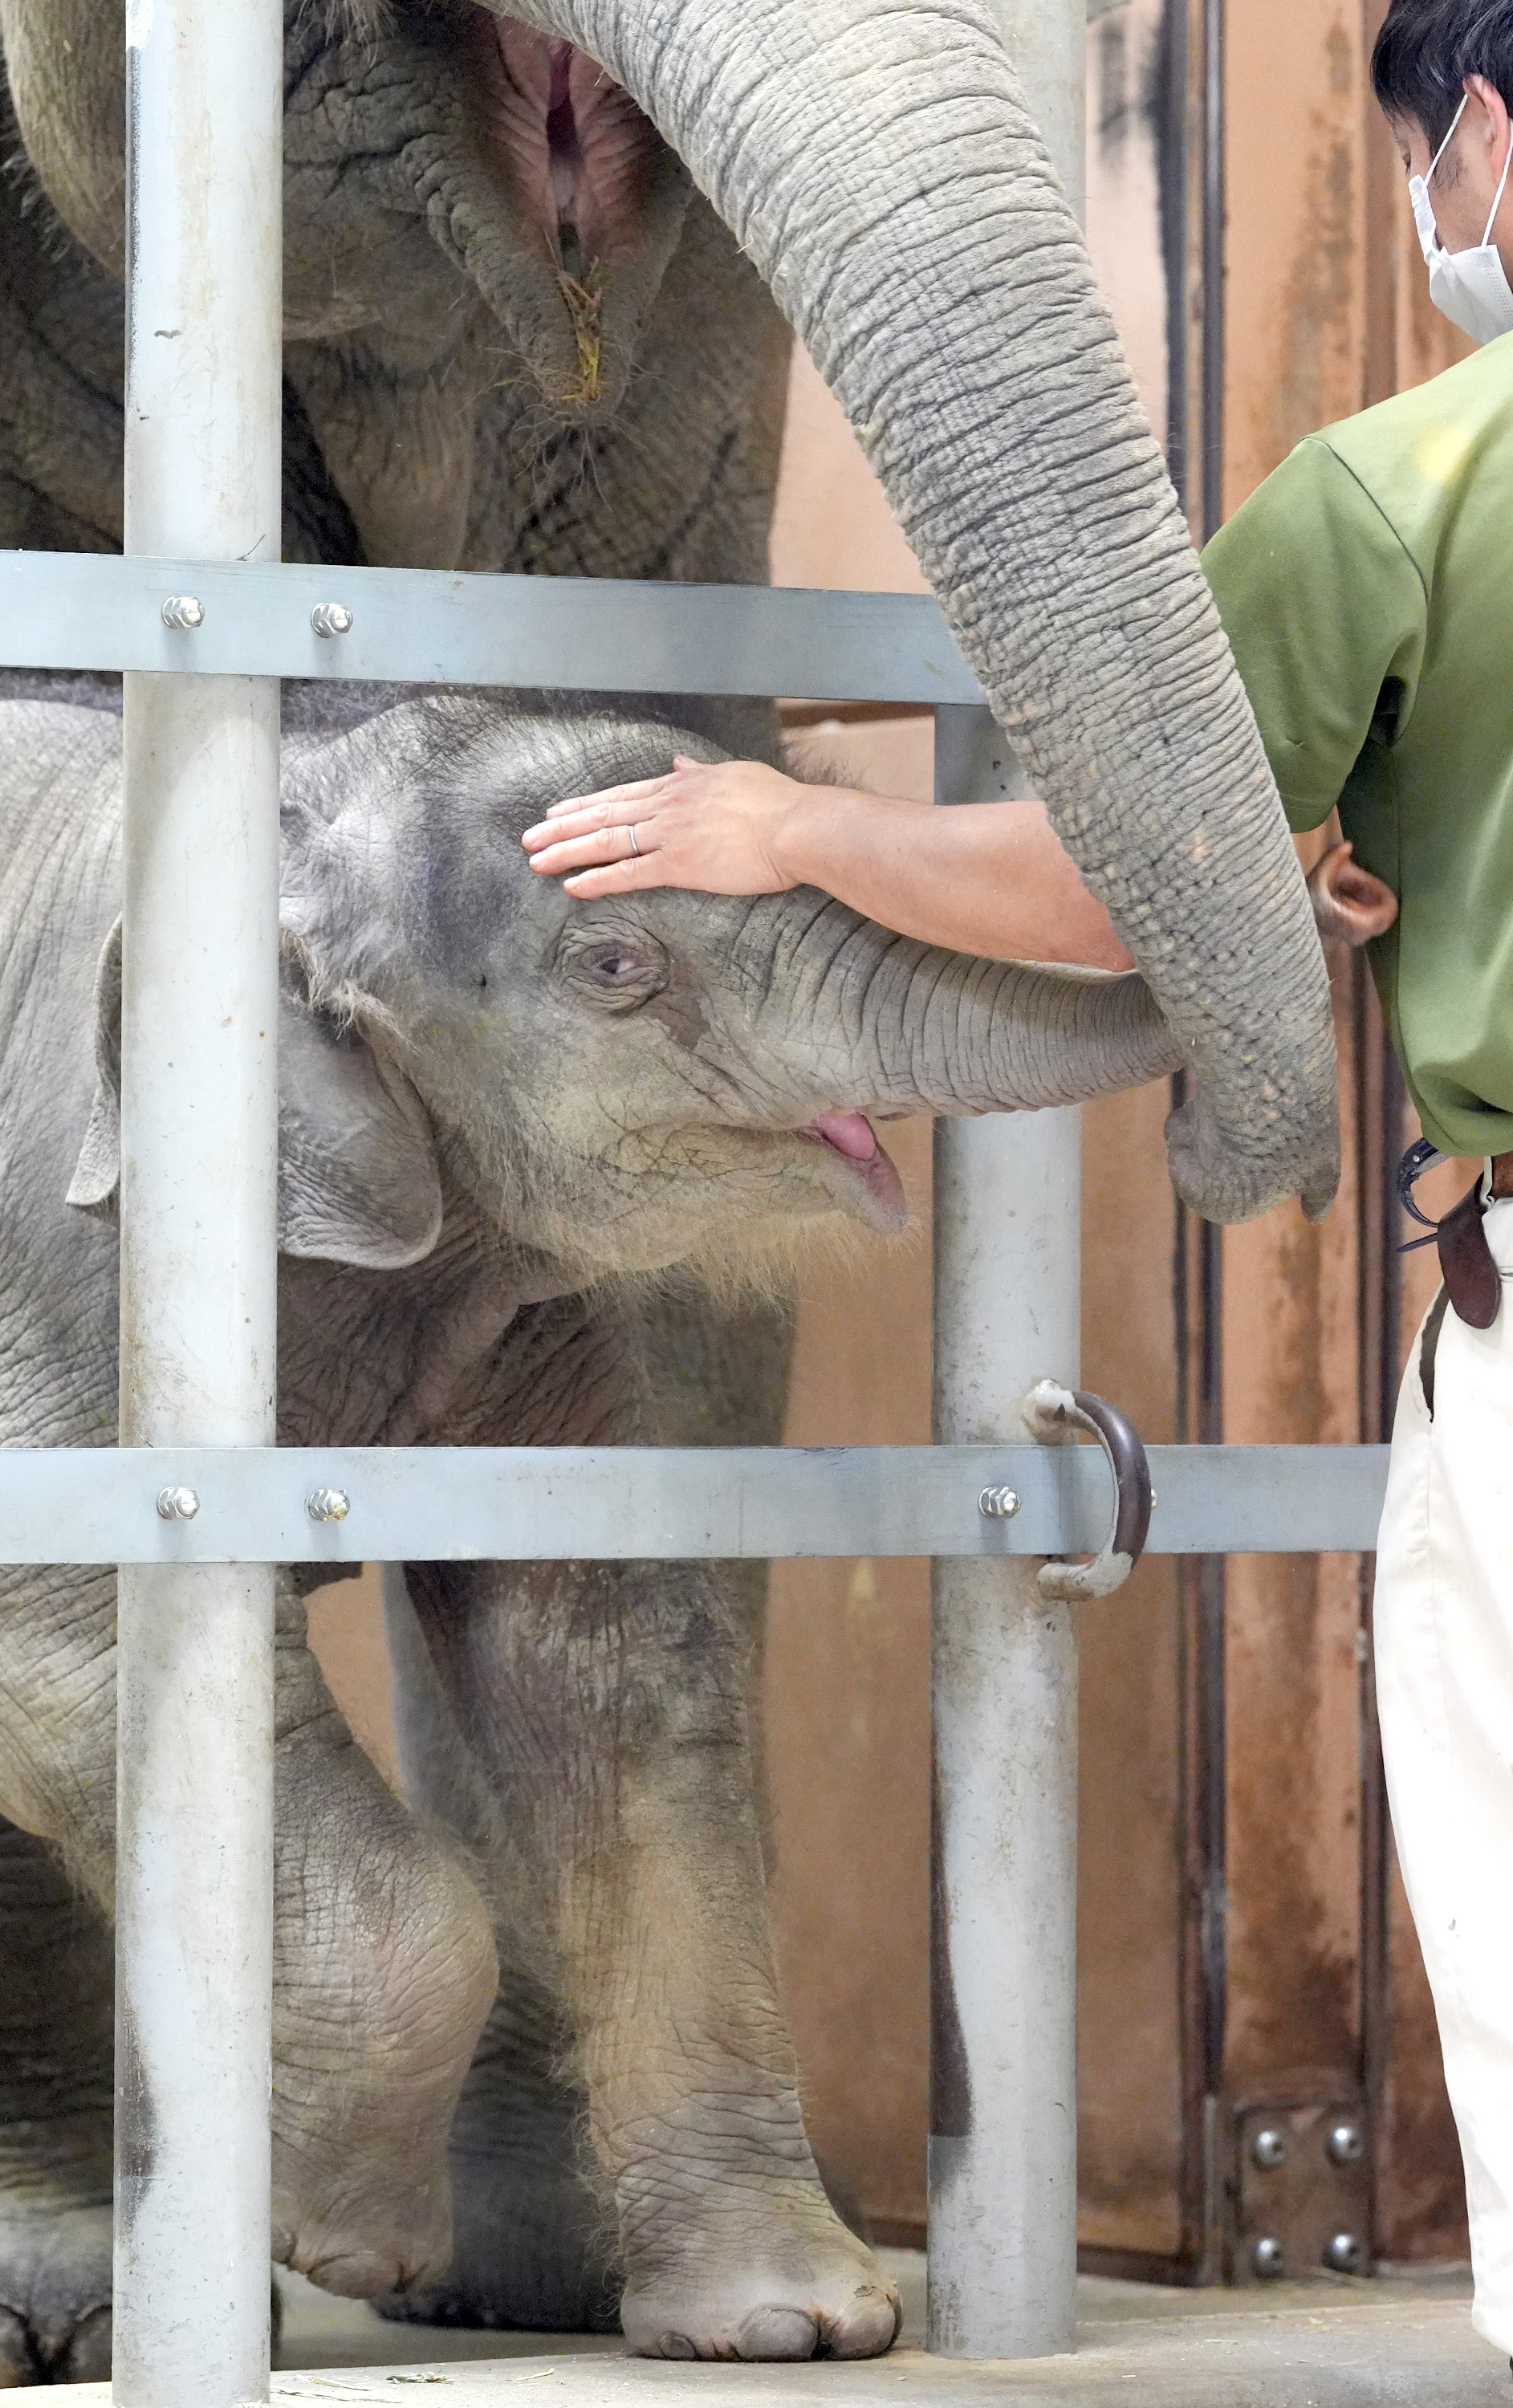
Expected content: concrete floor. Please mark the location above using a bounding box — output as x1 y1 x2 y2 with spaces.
68 2251 1511 2405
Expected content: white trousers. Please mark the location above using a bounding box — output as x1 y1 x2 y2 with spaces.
1377 1194 1513 2353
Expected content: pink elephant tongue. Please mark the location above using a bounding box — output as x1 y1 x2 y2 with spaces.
811 1111 880 1162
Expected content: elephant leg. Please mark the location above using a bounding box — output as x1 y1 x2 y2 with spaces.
376 1285 799 2339
378 1566 618 2333
376 1965 620 2335
625 1278 797 1873
406 1556 901 2363
268 1576 498 2296
0 1564 498 2307
0 1815 113 2387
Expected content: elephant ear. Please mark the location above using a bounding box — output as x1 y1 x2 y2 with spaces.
276 990 442 1268
67 921 444 1269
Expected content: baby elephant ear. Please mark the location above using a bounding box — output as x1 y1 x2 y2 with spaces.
279 996 442 1269
66 920 124 1219
66 922 442 1268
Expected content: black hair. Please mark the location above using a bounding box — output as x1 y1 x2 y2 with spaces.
1372 1 1513 153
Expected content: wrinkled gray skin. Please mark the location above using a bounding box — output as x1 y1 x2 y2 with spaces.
0 3 794 2364
0 2 789 766
0 0 1338 2373
0 0 1338 1229
0 683 1183 2369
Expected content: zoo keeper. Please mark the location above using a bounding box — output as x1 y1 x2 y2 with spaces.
527 0 1513 2354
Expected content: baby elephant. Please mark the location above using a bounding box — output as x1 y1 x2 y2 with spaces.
0 681 1182 2378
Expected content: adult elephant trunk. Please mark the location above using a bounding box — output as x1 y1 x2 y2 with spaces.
748 903 1186 1121
491 0 1338 1226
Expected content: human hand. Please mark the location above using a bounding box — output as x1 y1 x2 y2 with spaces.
521 756 811 898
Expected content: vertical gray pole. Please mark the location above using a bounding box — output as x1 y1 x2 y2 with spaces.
927 0 1088 2362
114 5 283 2405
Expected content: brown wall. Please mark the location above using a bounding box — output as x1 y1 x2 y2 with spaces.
1217 0 1467 2268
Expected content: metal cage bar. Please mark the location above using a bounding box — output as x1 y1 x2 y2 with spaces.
925 6 1087 2353
0 1443 1393 1568
929 710 1084 2359
0 551 986 705
112 6 283 2404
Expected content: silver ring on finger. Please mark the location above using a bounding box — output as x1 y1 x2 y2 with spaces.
627 822 641 858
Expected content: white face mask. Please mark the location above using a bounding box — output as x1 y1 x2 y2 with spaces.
1409 92 1513 347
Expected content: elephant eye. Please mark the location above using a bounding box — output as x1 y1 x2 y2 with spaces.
588 947 645 983
558 928 670 1013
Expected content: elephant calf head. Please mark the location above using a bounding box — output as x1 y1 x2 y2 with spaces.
68 694 1184 1288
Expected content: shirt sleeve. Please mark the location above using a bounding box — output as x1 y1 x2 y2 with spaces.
1201 437 1428 834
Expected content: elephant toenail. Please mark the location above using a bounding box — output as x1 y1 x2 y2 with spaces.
735 2305 820 2360
828 2286 903 2358
658 2333 698 2358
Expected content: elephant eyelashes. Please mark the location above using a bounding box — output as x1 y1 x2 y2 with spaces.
559 933 669 1013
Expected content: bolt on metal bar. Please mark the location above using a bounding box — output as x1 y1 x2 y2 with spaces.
113 5 283 2405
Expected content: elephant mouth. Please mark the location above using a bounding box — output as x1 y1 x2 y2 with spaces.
484 23 661 277
799 1112 908 1230
457 16 680 408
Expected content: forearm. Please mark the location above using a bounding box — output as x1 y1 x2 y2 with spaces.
775 786 1133 973
523 757 1133 974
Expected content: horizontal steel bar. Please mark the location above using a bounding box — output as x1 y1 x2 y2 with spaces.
0 553 986 707
0 1444 1389 1566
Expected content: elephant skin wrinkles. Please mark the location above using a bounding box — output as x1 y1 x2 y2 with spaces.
0 0 1339 2369
0 0 1337 1202
0 2 785 626
0 5 796 2348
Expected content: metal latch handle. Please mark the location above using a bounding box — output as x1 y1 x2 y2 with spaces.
1024 1379 1153 1601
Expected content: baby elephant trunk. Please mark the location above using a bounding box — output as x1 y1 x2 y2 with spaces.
773 920 1187 1121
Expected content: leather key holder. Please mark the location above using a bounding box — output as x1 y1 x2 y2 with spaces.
1438 1182 1502 1329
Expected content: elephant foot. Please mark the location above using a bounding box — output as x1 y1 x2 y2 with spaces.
374 1970 620 2333
613 2103 899 2363
0 2201 112 2386
270 1798 497 2300
620 2208 901 2362
374 2160 619 2338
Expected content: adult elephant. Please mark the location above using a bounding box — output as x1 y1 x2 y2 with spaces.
0 0 1339 2380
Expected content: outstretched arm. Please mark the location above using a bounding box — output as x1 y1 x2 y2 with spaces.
523 755 1136 974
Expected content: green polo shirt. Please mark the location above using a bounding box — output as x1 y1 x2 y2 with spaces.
1202 335 1513 1160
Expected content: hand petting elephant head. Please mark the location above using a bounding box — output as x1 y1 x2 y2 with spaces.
1 0 1340 1226
66 697 1185 1283
275 699 1186 1285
